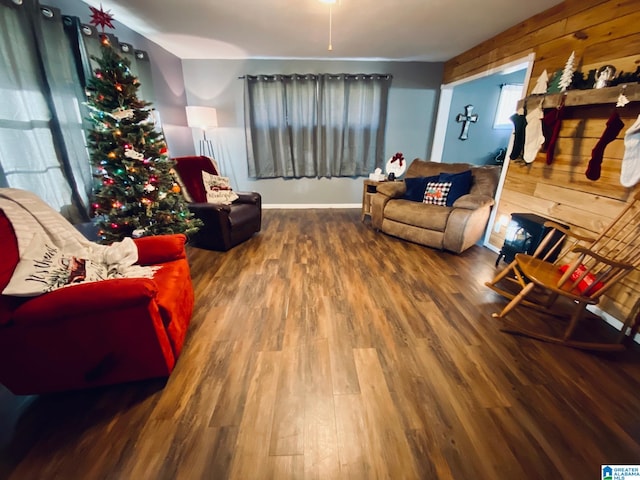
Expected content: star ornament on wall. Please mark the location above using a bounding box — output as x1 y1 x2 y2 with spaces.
89 4 115 32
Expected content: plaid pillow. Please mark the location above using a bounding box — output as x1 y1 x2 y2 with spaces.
423 181 452 206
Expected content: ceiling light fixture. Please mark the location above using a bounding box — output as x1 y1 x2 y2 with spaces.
319 0 339 51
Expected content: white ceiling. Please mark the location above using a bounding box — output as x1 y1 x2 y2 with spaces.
81 0 562 62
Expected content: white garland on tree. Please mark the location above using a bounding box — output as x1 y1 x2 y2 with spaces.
559 51 576 92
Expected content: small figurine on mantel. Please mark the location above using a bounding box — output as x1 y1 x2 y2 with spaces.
594 65 616 89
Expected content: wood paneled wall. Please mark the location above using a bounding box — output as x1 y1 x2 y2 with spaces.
444 0 640 321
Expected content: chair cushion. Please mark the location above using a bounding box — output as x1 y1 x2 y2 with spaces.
385 199 451 231
0 212 21 324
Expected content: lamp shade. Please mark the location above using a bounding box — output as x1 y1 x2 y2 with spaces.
186 106 218 129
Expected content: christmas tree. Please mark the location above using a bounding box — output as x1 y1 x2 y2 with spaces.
86 35 201 244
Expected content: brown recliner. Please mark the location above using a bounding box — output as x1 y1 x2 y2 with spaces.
172 156 261 251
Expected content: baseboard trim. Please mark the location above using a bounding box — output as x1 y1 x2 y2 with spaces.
263 204 361 209
587 305 640 344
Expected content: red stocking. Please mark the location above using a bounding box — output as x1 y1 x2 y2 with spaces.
542 104 565 165
585 110 624 181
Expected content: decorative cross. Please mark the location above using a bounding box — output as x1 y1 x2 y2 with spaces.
456 104 478 140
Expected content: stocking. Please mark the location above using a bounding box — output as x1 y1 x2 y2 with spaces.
523 105 544 164
585 110 625 181
509 113 527 160
542 104 565 165
621 114 640 187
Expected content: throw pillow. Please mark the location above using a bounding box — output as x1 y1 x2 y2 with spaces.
403 175 439 202
558 263 604 294
2 234 108 297
201 171 239 205
438 170 473 207
423 181 452 206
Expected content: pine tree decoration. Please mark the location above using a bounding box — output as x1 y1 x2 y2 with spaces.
531 69 548 94
559 51 576 92
86 35 201 244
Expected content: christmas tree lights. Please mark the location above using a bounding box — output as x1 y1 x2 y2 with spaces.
86 35 201 243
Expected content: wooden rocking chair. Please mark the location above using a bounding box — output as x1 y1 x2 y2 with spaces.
485 191 640 351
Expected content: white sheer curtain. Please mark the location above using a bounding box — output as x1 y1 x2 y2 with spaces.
0 0 90 221
244 73 391 179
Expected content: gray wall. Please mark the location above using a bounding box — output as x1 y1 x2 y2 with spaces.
181 60 443 205
40 2 444 205
442 69 526 165
47 0 193 156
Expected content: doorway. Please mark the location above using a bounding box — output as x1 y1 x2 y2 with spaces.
430 53 535 251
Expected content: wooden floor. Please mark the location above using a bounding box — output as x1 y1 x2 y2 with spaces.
2 209 640 479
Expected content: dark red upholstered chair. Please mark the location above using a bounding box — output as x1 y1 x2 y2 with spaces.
0 210 194 395
173 156 261 251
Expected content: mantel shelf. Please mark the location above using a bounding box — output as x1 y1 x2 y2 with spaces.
517 82 640 110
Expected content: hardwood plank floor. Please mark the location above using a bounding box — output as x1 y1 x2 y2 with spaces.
1 208 640 479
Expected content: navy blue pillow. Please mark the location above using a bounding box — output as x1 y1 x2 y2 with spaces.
438 170 473 206
403 175 439 202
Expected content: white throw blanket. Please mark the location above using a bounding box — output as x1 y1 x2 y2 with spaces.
0 188 157 297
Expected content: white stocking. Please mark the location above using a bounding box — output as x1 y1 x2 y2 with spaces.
621 114 640 187
523 105 544 164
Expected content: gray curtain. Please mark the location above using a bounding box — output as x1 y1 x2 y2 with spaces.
317 74 391 177
0 0 91 221
0 1 157 222
245 74 317 178
244 73 391 179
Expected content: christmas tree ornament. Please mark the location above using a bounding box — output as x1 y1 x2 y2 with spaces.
111 109 134 121
617 90 630 108
124 148 144 160
585 110 624 181
89 4 115 31
621 114 640 187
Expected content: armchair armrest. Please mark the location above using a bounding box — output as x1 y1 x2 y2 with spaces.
452 194 494 210
134 234 187 265
235 192 261 205
376 181 406 198
188 202 231 215
11 278 158 326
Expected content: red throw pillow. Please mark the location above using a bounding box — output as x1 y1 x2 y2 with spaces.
558 264 604 295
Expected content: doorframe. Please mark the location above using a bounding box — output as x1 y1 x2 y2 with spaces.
430 53 536 252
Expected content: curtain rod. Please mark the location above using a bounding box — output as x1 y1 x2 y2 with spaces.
238 73 392 80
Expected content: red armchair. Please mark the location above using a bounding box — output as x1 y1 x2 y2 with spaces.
0 211 194 395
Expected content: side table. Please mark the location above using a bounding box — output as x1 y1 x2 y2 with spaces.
361 179 383 222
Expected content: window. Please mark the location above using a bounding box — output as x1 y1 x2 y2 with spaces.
493 84 524 129
244 73 392 179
